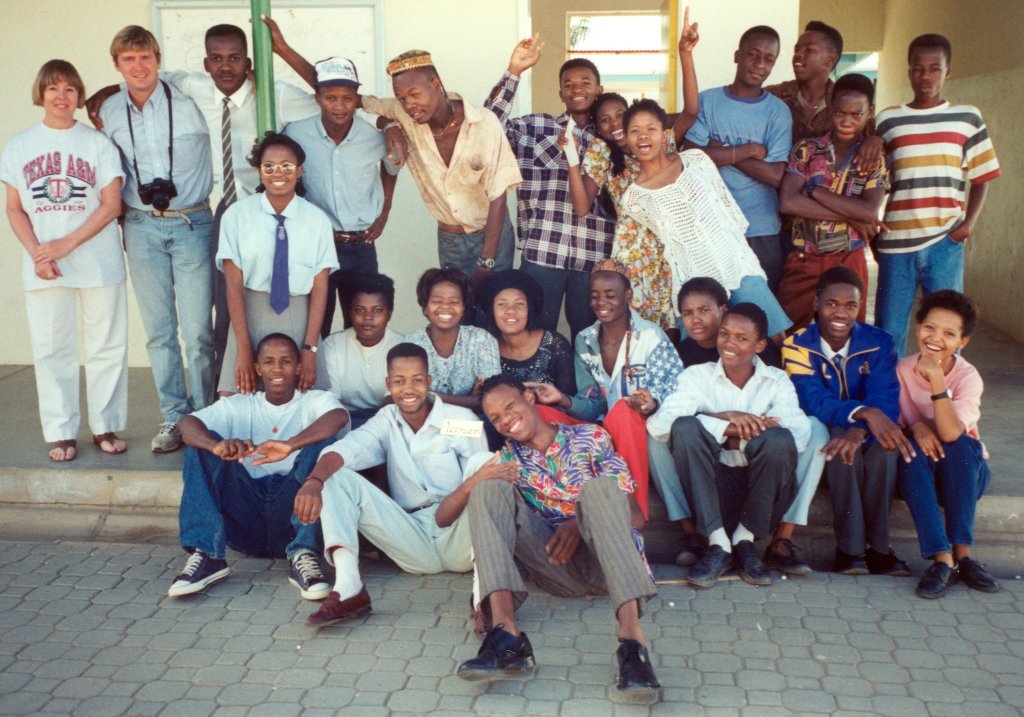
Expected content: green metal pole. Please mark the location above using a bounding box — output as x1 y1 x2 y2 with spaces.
251 0 276 136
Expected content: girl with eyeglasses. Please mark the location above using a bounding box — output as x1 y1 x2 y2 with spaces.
216 132 338 395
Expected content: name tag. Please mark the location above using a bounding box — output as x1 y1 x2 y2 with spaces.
441 419 484 438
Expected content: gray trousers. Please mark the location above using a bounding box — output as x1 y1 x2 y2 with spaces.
826 426 898 555
669 417 796 539
468 479 656 614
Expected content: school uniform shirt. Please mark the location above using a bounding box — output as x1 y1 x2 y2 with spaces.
318 326 406 411
320 396 489 511
575 309 685 415
896 353 983 442
216 192 338 294
648 356 811 452
676 337 782 370
284 115 400 232
875 101 1000 254
160 72 318 200
0 122 126 291
406 325 501 396
192 389 343 478
98 83 212 211
685 86 793 237
361 93 521 232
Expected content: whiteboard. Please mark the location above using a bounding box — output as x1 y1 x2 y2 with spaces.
152 0 386 95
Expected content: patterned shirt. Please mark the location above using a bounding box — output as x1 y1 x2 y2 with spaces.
406 325 501 395
485 72 616 271
499 423 648 566
786 132 889 254
876 101 1000 254
766 79 835 143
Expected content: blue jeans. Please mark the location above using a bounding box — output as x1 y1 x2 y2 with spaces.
746 234 784 293
437 215 515 279
875 237 964 356
897 433 989 559
178 436 331 560
519 259 596 341
124 207 215 422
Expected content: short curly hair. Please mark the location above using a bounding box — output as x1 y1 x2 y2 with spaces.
916 290 978 337
415 267 471 309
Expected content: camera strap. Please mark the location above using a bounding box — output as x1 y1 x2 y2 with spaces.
125 80 174 189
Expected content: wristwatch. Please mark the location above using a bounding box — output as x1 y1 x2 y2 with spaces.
476 256 496 269
302 343 318 354
930 389 951 401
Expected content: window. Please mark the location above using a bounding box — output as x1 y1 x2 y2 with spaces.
567 13 667 104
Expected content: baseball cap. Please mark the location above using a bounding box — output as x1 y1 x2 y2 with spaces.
315 57 360 88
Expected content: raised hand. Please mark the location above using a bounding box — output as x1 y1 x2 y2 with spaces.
509 32 545 76
679 6 700 53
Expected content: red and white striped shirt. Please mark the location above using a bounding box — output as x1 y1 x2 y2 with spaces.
876 101 1000 254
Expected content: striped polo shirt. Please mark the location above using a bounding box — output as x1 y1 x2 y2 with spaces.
875 101 1000 254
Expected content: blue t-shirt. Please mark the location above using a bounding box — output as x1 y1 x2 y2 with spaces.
686 86 792 237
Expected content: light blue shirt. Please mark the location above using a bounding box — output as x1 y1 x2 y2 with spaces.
216 192 338 295
284 115 399 232
99 82 212 211
686 86 792 237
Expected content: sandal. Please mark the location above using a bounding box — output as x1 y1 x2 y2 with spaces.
48 439 77 462
93 433 127 455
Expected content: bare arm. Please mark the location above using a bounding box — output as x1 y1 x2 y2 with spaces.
299 268 330 391
31 179 123 264
779 172 842 221
686 140 767 168
734 158 786 188
468 195 507 293
363 162 397 243
85 84 121 129
223 259 256 394
949 182 991 243
435 391 482 412
262 14 316 89
809 185 887 224
4 183 60 281
672 9 700 146
567 164 601 216
435 453 519 527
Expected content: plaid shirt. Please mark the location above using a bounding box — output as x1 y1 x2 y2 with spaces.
485 72 615 272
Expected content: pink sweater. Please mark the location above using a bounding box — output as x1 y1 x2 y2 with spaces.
896 353 982 441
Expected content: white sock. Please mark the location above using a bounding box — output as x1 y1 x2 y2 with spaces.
732 523 755 546
330 547 363 600
708 528 731 553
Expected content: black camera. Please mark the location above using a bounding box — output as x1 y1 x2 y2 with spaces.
138 178 178 212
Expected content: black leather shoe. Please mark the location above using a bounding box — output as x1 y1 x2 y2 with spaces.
764 538 812 576
734 540 772 586
687 544 732 589
834 549 869 575
916 562 957 599
457 625 535 681
958 557 1000 593
865 548 911 577
613 639 661 704
675 533 707 567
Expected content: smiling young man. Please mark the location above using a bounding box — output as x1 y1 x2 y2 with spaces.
317 273 404 428
284 58 400 337
482 34 616 337
170 333 347 599
685 26 793 291
447 375 660 703
783 267 915 575
293 342 490 627
98 25 216 453
650 303 810 589
874 34 1000 355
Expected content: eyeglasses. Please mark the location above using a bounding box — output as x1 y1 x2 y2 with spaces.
259 162 298 175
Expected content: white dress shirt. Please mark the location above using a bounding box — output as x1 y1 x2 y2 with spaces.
648 356 811 452
320 396 489 511
318 327 406 411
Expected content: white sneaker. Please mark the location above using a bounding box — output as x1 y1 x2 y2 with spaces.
151 422 182 453
288 551 331 600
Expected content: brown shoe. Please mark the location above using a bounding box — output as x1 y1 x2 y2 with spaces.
306 588 372 627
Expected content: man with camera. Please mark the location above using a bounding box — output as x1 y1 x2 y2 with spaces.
99 26 216 453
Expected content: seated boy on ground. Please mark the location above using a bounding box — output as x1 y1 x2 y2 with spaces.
293 343 490 626
170 333 348 599
649 304 810 589
783 267 914 575
317 273 405 429
777 73 888 332
896 290 999 599
446 375 660 703
673 278 825 577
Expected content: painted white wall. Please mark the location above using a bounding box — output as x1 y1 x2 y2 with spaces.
0 0 523 366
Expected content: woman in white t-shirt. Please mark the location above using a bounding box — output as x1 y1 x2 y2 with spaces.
618 99 793 342
216 133 339 396
1 60 128 461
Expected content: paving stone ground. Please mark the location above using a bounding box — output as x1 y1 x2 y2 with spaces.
1 539 1023 717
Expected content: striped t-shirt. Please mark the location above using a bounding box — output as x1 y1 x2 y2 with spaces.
876 102 1000 254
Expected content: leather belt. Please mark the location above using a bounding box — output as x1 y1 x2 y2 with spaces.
437 222 467 235
334 229 368 244
145 203 209 219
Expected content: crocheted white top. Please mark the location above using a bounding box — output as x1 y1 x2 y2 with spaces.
621 149 765 295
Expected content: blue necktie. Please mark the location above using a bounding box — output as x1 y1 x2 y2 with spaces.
270 214 290 314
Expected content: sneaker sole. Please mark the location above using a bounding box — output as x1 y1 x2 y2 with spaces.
151 442 182 454
456 662 536 682
288 577 331 601
611 684 662 705
167 566 231 597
